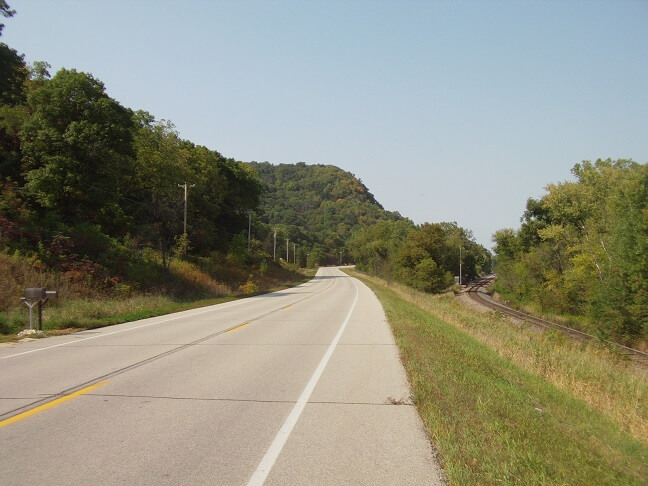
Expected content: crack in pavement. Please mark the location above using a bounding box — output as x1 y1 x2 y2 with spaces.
86 393 415 406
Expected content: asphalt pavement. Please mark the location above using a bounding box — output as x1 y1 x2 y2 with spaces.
0 267 444 485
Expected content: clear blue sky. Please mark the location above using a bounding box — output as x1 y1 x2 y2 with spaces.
5 0 647 248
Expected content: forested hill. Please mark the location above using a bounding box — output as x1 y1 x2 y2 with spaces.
245 162 403 264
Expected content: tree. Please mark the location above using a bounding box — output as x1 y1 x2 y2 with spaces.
347 219 414 276
493 159 647 343
0 42 26 105
0 1 15 36
348 218 489 293
0 2 28 180
0 100 27 180
129 112 184 269
131 112 263 263
0 2 26 106
20 69 136 234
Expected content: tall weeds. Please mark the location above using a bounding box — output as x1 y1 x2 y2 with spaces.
1 251 309 338
0 252 91 311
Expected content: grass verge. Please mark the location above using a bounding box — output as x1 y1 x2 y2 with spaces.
347 270 648 485
0 268 312 343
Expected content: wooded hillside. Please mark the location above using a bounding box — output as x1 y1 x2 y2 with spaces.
0 8 270 308
245 161 402 265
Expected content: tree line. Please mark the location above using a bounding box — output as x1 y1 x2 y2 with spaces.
1 3 493 299
0 6 261 289
493 159 647 344
347 219 492 292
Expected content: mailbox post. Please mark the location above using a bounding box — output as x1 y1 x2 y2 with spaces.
21 288 57 332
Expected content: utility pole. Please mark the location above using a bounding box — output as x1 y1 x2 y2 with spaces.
247 211 252 250
339 249 343 266
293 243 296 264
286 238 289 262
459 246 463 287
273 230 277 261
177 182 195 235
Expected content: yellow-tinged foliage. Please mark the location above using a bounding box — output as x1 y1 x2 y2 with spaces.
494 159 648 343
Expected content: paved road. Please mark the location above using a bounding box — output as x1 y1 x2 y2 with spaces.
0 267 443 485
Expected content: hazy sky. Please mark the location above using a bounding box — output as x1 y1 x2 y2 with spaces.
4 1 647 248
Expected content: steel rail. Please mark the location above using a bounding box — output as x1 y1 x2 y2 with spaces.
463 278 648 366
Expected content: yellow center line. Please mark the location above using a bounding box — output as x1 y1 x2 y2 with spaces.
0 380 109 429
227 322 252 333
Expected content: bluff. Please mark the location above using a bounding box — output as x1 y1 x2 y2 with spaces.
245 162 403 264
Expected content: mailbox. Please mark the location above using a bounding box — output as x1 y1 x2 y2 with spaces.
21 288 58 331
24 288 46 300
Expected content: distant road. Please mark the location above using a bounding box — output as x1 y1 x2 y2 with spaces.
0 267 443 485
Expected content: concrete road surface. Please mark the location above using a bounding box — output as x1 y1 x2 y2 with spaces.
0 267 444 485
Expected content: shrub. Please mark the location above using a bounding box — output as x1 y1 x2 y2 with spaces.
238 276 259 295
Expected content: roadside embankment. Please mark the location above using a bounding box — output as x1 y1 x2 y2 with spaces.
0 252 313 342
345 269 648 485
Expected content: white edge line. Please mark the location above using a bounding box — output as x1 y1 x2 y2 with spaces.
0 285 306 360
246 277 359 486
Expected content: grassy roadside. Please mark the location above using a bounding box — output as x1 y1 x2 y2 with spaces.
0 268 313 343
346 270 648 485
491 286 648 351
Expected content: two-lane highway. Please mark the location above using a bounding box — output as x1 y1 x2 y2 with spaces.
0 267 443 485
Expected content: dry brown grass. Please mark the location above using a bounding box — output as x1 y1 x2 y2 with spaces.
1 250 311 338
0 252 95 311
170 259 231 296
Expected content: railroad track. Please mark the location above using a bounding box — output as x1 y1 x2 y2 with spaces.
463 276 648 367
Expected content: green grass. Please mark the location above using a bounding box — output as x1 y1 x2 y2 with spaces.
352 272 648 485
45 295 235 329
0 269 312 341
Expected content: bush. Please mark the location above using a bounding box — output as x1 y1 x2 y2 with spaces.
238 276 259 295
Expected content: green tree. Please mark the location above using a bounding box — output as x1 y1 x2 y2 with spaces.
0 1 15 36
0 2 27 106
307 246 326 267
347 219 414 277
20 69 135 234
130 112 185 268
131 112 263 263
349 218 488 293
0 42 26 106
0 2 28 180
493 159 647 343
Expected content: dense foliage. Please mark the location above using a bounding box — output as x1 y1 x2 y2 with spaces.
493 159 647 343
348 219 492 292
0 3 491 302
0 10 261 295
246 161 402 266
